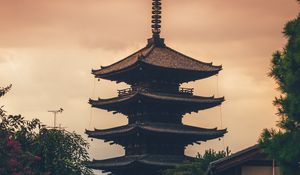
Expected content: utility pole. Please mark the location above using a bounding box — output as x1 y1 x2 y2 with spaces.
48 108 63 128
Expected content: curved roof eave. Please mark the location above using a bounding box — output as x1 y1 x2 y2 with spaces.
86 123 227 139
88 155 192 169
89 91 224 107
91 45 222 79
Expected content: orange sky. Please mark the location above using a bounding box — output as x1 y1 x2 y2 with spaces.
0 1 299 174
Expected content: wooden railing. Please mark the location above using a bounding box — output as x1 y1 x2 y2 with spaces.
179 87 194 95
117 87 194 96
117 88 134 96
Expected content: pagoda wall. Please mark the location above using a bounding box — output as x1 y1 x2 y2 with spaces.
125 142 185 156
131 81 179 94
128 112 182 124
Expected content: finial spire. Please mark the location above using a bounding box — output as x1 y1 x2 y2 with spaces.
152 0 162 38
148 0 165 47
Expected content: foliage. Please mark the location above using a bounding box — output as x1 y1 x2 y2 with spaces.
0 85 94 175
259 1 300 174
37 129 92 175
0 85 39 175
0 115 42 175
0 84 12 98
164 148 230 175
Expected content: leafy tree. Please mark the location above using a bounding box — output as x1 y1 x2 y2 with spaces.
259 1 300 174
164 148 230 175
0 85 94 175
0 115 43 175
37 128 92 175
0 85 40 175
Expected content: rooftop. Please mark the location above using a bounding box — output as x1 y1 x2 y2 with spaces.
207 145 271 174
92 44 222 82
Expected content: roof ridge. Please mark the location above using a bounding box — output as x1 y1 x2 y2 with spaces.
142 44 156 58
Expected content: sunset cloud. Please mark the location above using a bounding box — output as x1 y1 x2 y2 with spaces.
0 0 299 174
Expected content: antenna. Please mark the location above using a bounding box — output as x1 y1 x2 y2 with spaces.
48 108 64 128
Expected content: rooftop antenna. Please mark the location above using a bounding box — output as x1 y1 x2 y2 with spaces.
48 108 63 128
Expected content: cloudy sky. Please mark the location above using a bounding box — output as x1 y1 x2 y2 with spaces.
0 0 299 174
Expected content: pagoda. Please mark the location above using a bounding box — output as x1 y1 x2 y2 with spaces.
86 0 227 174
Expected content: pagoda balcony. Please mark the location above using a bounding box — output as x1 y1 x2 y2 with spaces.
117 88 135 97
179 87 194 95
117 87 194 97
117 87 149 97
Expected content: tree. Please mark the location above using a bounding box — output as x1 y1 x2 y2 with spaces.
37 128 93 175
164 148 230 175
0 84 12 98
0 85 40 175
0 85 94 175
0 114 43 175
259 1 300 174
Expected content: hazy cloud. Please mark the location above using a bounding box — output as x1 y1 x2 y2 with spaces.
0 0 297 49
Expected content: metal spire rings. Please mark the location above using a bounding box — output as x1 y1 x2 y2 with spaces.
152 0 162 37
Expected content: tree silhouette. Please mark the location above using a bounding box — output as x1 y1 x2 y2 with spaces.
259 1 300 174
0 85 94 175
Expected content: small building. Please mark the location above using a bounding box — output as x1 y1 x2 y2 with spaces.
207 145 281 175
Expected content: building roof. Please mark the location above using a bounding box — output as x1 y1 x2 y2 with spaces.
86 122 227 145
92 44 222 82
88 154 193 170
207 145 269 174
89 91 224 114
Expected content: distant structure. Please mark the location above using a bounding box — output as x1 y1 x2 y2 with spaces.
48 108 63 128
86 0 227 174
207 145 281 175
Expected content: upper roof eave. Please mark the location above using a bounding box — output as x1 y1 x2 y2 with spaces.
91 44 222 79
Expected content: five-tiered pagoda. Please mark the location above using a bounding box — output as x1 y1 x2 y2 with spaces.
86 0 227 174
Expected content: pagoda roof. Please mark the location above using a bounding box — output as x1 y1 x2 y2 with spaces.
88 154 193 170
89 91 224 114
86 122 227 145
92 44 222 82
